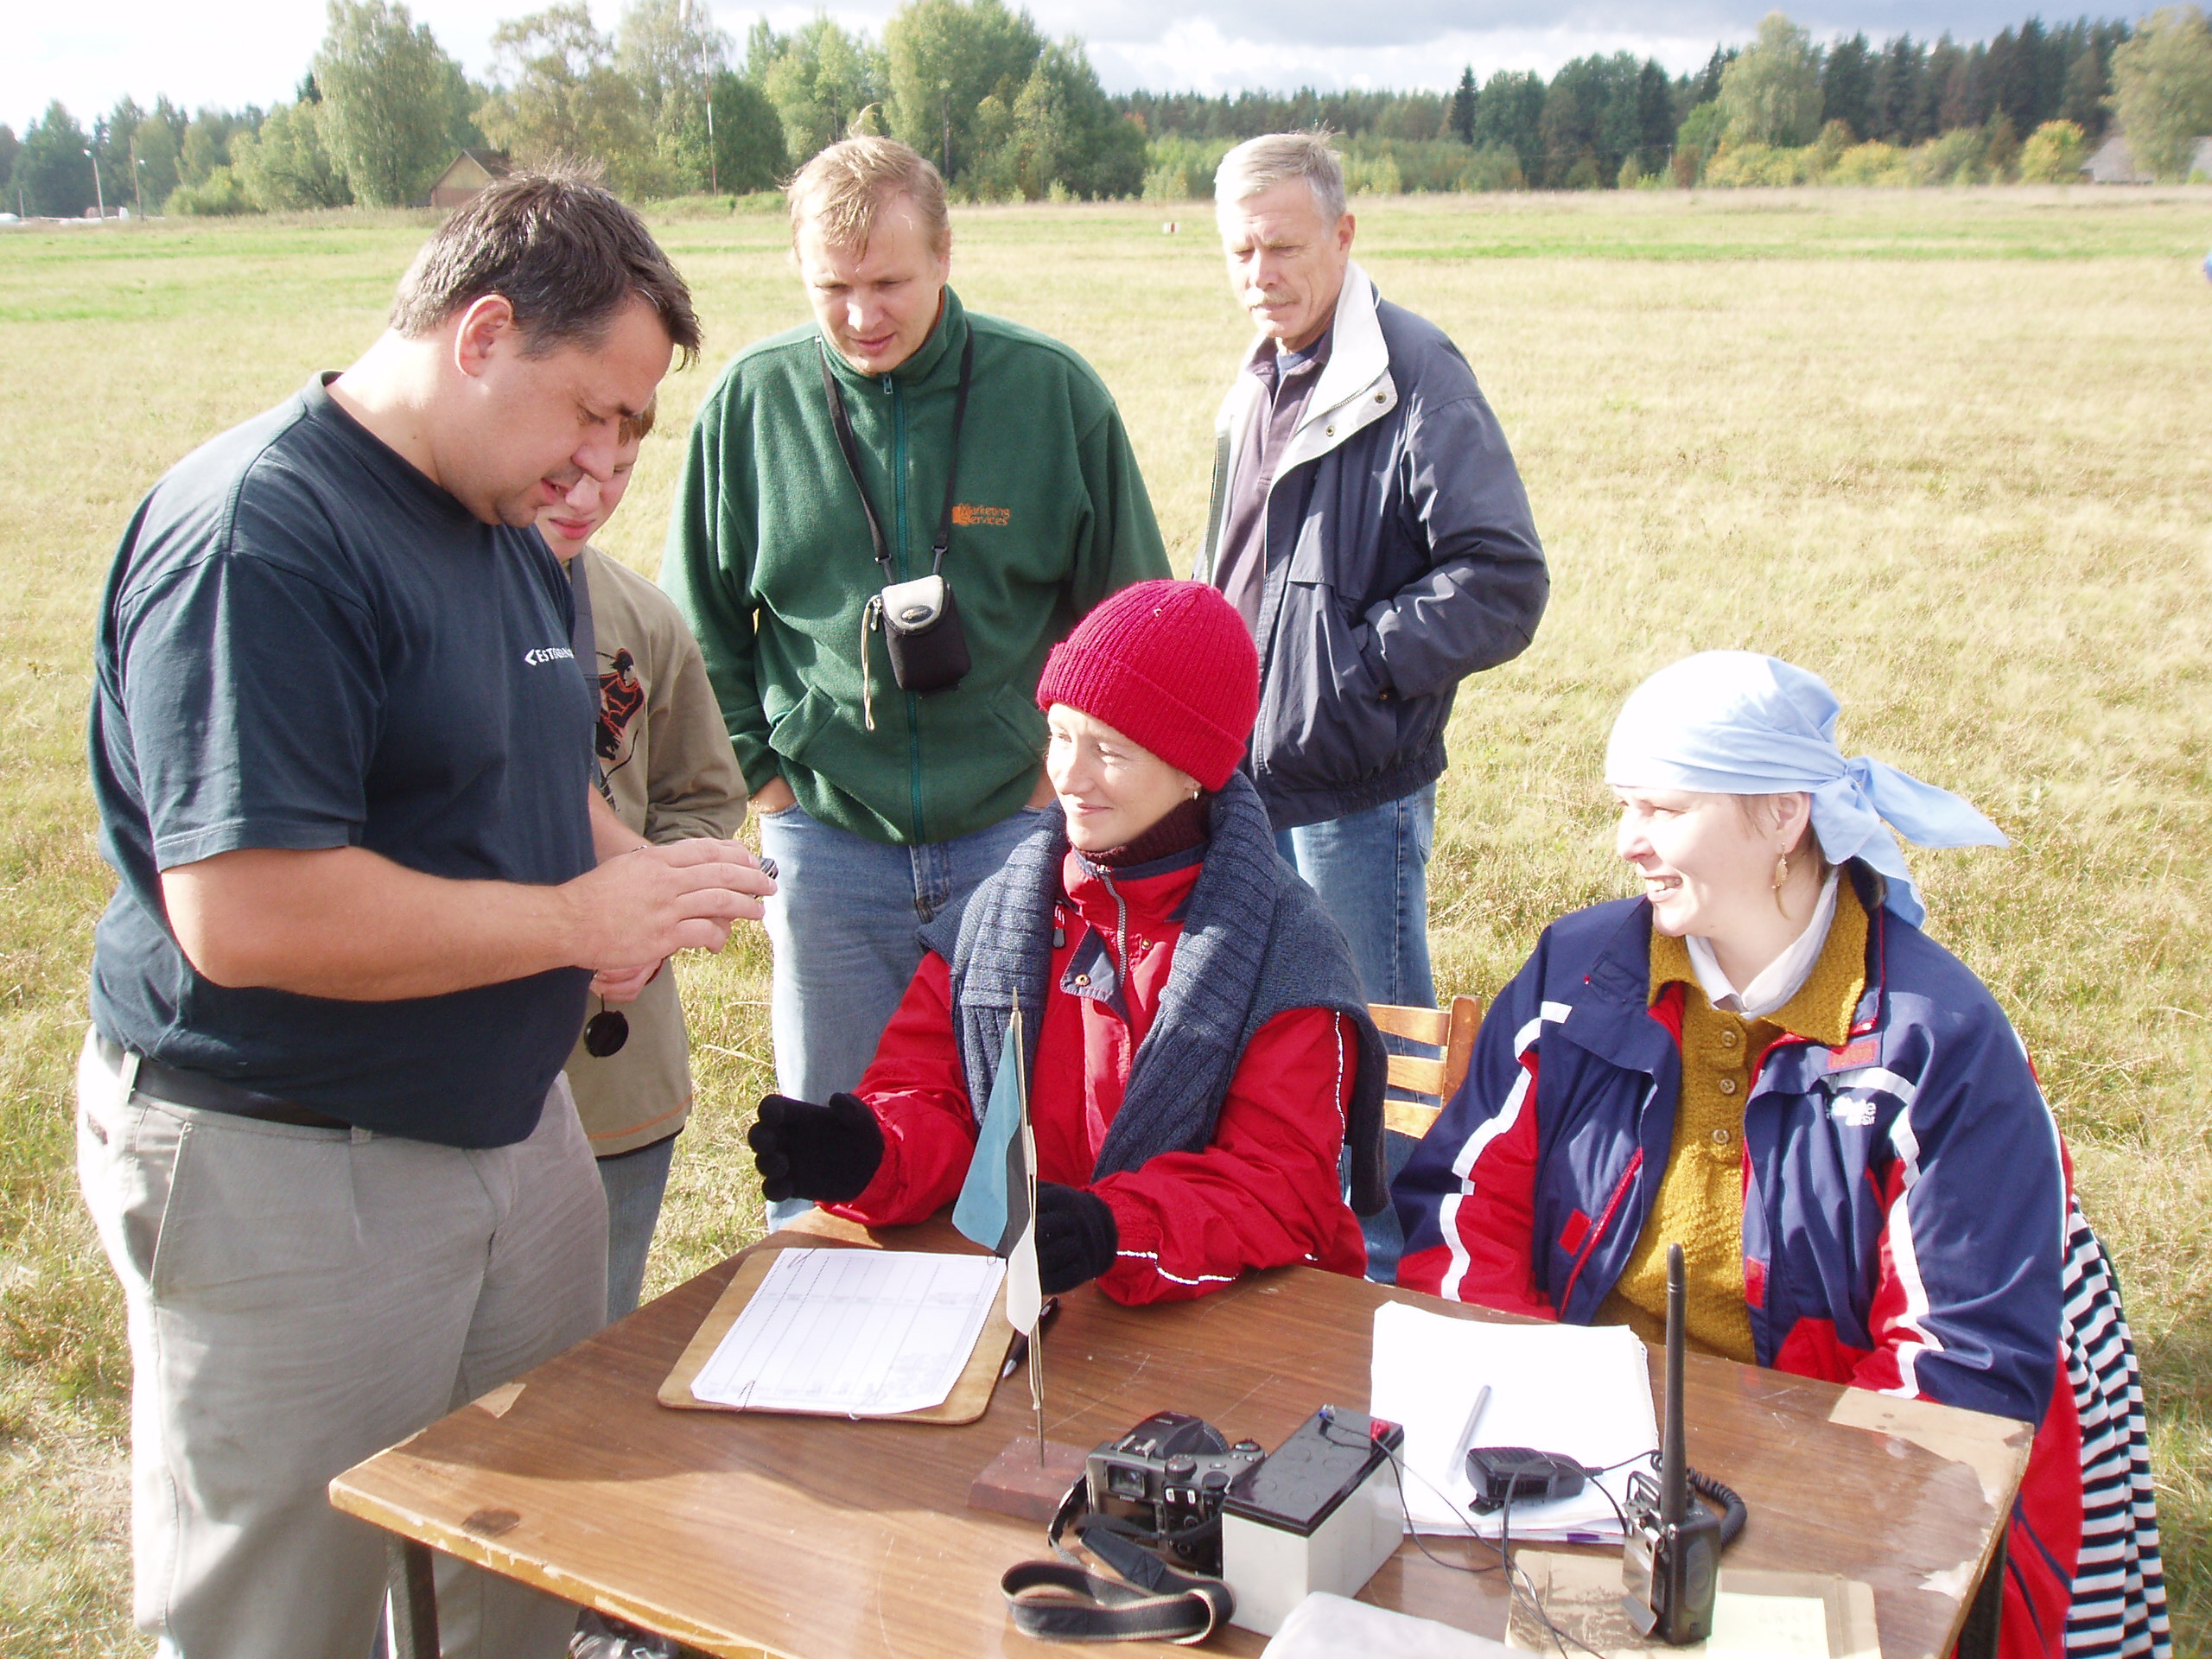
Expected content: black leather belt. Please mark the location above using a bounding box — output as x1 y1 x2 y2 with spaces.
94 1033 354 1131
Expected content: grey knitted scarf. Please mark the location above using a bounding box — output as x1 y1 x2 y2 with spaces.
917 770 1389 1214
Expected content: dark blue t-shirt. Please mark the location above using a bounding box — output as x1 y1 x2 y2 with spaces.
89 375 596 1147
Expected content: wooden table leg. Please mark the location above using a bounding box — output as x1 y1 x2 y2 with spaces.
1955 1529 2005 1659
387 1535 439 1659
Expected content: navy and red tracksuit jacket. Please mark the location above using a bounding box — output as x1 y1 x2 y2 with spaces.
829 843 1367 1302
1394 879 2089 1658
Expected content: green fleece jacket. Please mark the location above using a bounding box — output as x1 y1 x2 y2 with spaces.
663 289 1169 846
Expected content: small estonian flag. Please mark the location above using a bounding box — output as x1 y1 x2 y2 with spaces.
952 1014 1043 1335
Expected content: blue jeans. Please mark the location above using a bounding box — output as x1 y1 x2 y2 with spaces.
598 1132 677 1320
757 800 1046 1228
1276 780 1437 1285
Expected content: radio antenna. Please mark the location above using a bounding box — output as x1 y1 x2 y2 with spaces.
1661 1243 1688 1528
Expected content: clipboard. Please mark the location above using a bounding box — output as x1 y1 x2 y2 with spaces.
658 1243 1020 1426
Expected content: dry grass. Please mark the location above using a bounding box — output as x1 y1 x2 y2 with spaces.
2 185 2208 1651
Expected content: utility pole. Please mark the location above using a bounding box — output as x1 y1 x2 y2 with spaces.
84 148 105 219
707 94 717 194
940 77 951 178
130 136 145 214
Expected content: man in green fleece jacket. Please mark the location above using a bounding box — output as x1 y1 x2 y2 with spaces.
663 137 1169 1224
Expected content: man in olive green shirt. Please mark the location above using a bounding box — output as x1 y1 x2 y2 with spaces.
662 137 1167 1223
543 412 747 1313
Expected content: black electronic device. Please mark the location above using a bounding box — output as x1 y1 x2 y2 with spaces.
1224 1407 1402 1534
1464 1446 1589 1515
1086 1411 1266 1574
1621 1244 1747 1644
1218 1407 1406 1635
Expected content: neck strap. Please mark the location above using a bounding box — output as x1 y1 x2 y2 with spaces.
816 330 976 576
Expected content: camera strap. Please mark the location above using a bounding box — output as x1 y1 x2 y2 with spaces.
997 1476 1233 1644
563 551 617 810
816 331 976 578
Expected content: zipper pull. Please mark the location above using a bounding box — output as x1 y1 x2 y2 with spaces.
881 373 893 394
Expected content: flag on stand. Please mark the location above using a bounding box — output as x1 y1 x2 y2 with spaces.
953 1013 1042 1336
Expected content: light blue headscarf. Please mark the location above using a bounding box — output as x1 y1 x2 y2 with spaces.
1603 652 2005 927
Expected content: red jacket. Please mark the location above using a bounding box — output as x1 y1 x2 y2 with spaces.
830 845 1367 1301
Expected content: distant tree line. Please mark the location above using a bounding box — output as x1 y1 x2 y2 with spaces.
5 0 2210 217
1117 12 2171 192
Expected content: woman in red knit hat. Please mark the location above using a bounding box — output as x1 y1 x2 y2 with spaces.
748 580 1390 1300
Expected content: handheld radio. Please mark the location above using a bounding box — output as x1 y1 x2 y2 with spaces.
1620 1243 1746 1643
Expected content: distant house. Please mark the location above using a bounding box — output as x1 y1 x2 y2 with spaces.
429 149 512 211
2080 132 2153 183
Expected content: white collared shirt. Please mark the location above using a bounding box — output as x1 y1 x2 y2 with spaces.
1685 868 1842 1020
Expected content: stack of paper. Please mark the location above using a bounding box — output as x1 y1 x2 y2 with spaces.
690 1249 1005 1417
1369 1301 1657 1541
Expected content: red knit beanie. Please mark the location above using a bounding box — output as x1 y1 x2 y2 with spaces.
1035 580 1259 791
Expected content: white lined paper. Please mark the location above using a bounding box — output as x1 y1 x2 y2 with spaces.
690 1249 1006 1417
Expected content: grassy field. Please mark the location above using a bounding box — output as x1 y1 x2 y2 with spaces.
3 184 2209 1650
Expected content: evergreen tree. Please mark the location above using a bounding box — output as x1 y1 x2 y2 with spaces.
1868 35 1929 143
2062 39 2112 134
1929 37 1977 132
1821 33 1875 139
1636 57 1675 169
14 104 98 216
1451 67 1478 144
1691 46 1733 107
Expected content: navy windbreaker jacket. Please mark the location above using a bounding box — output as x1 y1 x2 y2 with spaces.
1198 265 1548 831
1395 868 2063 1417
1393 867 2177 1659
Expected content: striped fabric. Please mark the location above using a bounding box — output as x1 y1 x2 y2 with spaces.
2062 1204 2170 1659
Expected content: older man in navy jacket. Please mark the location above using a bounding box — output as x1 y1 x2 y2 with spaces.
1201 132 1548 1278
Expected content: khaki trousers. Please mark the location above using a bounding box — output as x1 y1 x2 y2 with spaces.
75 1031 607 1659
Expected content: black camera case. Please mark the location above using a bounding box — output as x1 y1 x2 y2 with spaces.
872 573 971 695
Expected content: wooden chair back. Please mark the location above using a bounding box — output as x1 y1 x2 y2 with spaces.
1367 995 1484 1139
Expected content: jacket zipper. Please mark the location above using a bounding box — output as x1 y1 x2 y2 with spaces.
1090 864 1135 1022
1097 868 1131 982
887 372 925 844
1558 1149 1643 1313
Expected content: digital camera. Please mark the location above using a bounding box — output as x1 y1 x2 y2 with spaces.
1087 1412 1266 1573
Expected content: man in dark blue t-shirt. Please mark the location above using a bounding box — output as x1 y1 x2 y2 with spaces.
79 172 773 1659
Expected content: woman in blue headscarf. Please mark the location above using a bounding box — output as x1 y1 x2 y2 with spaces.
1395 652 2165 1659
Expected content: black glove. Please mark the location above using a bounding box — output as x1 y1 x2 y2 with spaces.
1034 1182 1118 1294
747 1093 883 1204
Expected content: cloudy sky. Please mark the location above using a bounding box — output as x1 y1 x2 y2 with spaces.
9 0 2079 133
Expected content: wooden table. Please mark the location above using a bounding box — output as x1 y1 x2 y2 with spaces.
332 1215 2029 1659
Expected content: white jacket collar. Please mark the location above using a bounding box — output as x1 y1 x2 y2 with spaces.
1216 262 1396 459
